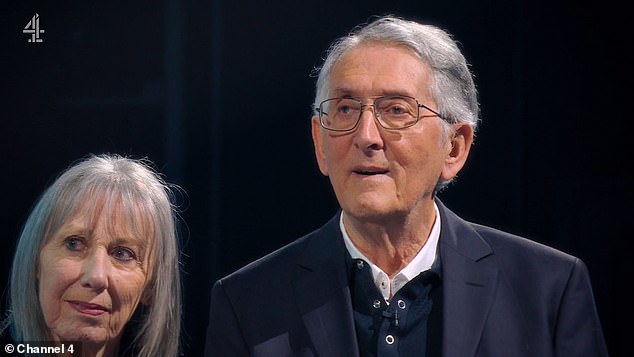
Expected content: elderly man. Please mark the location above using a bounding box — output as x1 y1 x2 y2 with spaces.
205 15 608 357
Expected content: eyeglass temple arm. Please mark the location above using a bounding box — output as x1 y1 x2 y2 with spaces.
418 103 445 120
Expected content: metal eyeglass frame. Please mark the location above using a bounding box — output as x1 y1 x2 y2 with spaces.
316 95 445 132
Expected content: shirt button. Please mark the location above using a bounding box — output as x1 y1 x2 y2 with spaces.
356 260 364 270
397 300 406 309
373 299 381 309
385 335 395 345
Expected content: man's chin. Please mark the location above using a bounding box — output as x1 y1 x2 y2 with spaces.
342 202 403 223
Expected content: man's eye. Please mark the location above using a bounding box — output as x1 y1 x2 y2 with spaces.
112 247 137 262
337 105 354 114
381 103 411 116
388 105 407 114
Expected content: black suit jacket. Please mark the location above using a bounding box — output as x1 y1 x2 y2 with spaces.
204 200 608 356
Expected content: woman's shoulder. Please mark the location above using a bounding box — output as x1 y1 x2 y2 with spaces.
0 321 15 346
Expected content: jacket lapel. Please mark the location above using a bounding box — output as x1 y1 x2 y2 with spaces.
292 213 360 357
437 201 499 357
292 203 499 357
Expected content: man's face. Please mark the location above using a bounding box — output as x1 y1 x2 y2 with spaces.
312 43 470 222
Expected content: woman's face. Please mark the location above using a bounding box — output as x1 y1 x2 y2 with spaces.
37 203 152 346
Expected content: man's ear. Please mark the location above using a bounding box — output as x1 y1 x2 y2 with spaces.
441 124 474 182
311 116 329 176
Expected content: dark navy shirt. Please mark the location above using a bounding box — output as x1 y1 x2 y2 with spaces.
346 253 442 357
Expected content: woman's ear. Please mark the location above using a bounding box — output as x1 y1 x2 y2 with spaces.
441 124 474 182
141 286 153 306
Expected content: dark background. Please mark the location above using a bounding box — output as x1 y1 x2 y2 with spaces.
2 1 631 356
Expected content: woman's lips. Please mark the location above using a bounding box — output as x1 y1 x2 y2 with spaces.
68 301 109 316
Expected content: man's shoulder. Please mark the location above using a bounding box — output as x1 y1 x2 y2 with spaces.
462 222 588 286
218 213 341 287
470 222 578 263
439 200 578 265
226 232 312 279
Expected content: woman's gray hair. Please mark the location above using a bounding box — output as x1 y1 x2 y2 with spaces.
3 154 182 357
312 15 480 190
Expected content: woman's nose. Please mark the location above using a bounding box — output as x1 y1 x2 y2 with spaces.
80 249 109 292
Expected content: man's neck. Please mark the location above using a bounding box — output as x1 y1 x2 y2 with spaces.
342 205 436 277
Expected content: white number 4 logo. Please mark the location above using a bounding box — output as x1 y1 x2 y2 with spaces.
24 13 44 43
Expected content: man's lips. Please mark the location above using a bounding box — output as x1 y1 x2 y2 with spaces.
68 301 110 316
353 166 389 175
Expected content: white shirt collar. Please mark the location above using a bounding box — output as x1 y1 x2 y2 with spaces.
340 203 441 301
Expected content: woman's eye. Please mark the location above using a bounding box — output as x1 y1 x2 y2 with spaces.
112 247 137 262
65 237 85 252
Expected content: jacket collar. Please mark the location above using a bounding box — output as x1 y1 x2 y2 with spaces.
437 200 498 357
293 201 499 357
292 211 360 357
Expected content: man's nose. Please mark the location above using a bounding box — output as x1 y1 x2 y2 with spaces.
353 105 384 150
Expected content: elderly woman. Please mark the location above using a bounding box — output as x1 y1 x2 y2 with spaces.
1 154 182 357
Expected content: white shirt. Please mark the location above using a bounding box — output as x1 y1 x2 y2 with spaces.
340 203 441 302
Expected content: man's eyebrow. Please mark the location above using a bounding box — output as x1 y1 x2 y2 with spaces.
330 87 414 98
330 87 356 96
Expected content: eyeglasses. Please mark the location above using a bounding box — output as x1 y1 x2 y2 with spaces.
316 95 444 131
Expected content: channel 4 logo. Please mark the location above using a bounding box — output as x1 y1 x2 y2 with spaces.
23 13 45 43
